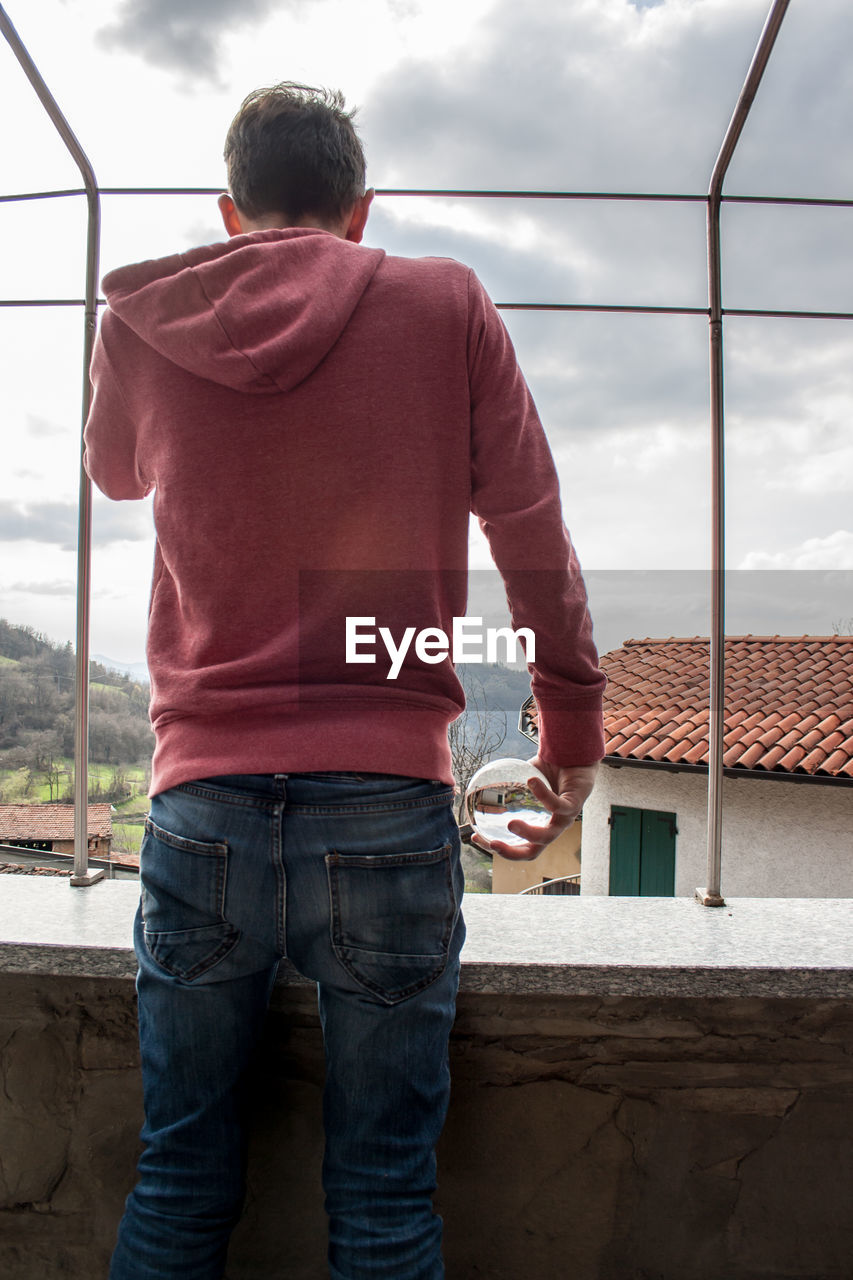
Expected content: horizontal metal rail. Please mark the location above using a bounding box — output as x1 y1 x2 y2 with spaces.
6 180 849 320
4 298 852 321
3 185 853 209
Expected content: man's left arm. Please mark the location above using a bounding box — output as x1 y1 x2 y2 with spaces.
465 270 606 859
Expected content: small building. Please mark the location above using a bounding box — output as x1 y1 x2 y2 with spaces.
0 803 113 861
575 635 853 898
490 822 581 894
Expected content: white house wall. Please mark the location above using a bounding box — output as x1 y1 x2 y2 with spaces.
581 765 853 898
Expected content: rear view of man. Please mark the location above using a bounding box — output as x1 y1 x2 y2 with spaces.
84 83 605 1280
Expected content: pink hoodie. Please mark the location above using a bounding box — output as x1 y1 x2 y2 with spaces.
84 228 604 795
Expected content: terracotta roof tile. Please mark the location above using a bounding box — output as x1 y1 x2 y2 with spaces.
0 804 112 840
777 745 805 770
773 728 805 750
799 748 828 774
663 719 697 744
600 636 853 780
0 863 73 877
740 742 769 769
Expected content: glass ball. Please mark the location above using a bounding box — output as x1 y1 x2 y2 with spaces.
464 757 552 848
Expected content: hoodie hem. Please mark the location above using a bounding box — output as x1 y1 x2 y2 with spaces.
150 701 456 797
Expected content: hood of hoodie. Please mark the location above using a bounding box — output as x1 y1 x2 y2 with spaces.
101 228 386 395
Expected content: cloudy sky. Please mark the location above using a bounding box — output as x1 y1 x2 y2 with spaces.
1 0 851 666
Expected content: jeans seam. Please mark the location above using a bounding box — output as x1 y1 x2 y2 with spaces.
143 926 241 982
144 816 228 857
271 801 286 958
175 782 276 808
288 792 454 816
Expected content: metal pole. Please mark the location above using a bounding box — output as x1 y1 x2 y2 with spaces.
697 0 790 908
0 4 103 886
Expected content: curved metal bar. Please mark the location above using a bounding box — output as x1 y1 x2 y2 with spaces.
0 4 103 885
699 0 791 908
518 874 581 896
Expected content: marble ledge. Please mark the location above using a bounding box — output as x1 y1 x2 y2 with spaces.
1 878 852 999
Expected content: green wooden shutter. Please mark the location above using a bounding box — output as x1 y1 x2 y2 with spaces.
639 809 676 896
609 805 676 896
609 806 642 895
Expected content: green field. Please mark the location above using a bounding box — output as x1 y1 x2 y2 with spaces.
112 821 146 855
0 760 149 805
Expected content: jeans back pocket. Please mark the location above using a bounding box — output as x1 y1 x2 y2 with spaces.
326 844 457 1005
140 817 240 982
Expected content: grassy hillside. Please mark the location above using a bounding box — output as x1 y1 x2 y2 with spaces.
0 619 153 804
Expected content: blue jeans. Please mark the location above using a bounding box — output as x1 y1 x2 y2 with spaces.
109 772 465 1280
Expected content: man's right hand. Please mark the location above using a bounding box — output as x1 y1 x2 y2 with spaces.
471 757 600 863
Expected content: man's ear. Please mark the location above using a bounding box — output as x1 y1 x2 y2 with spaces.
218 193 245 238
344 189 374 244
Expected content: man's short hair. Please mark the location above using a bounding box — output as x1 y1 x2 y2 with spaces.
223 82 367 227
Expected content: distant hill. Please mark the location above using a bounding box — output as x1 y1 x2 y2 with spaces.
0 619 153 768
456 662 534 758
92 655 150 684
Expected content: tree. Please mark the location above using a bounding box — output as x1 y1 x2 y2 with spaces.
448 672 507 822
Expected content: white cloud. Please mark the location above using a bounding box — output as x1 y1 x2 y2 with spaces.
8 579 76 597
0 500 153 550
95 0 281 80
738 531 853 571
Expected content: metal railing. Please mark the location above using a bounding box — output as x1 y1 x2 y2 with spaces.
518 875 581 896
2 0 851 898
0 2 102 885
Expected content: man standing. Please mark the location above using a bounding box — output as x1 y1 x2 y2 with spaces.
84 83 604 1280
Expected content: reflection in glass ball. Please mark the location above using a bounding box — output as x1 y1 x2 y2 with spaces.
464 757 551 848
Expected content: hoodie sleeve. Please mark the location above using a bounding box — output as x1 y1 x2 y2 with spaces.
83 311 153 501
467 269 606 767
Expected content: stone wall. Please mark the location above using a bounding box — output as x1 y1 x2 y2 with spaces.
2 972 852 1279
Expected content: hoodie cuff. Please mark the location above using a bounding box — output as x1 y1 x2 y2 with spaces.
534 697 606 767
